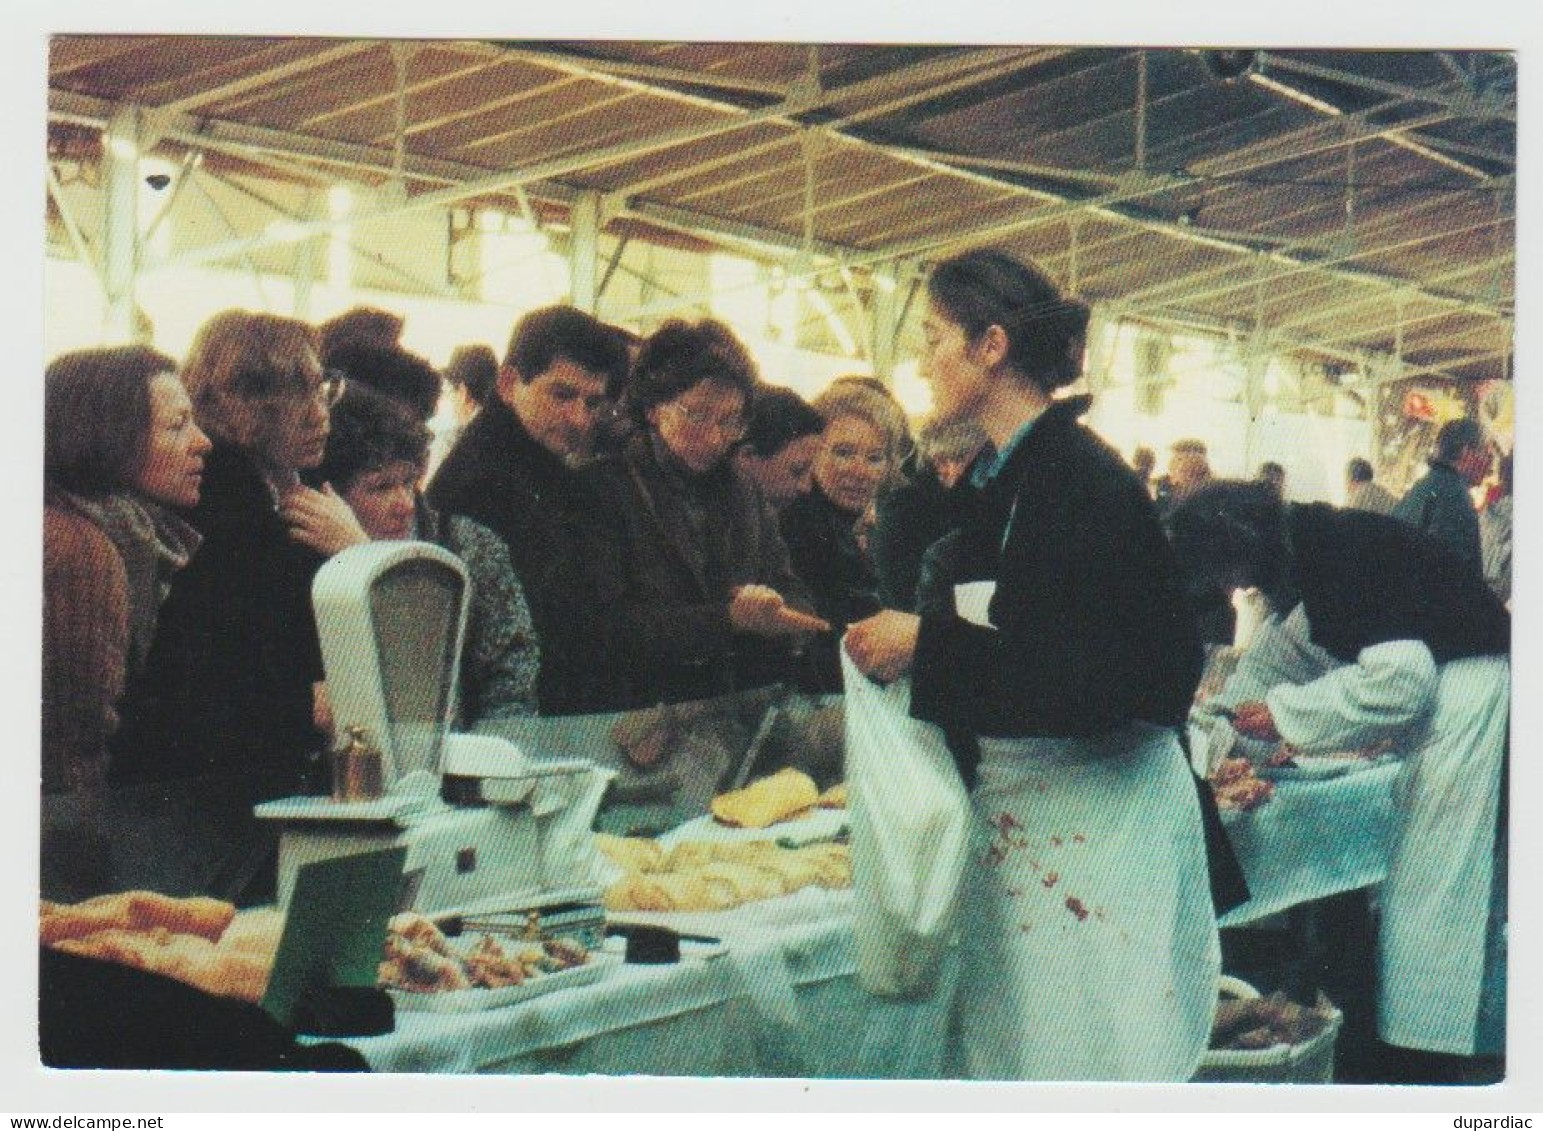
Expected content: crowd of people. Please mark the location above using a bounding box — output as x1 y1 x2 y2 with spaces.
40 246 1510 1084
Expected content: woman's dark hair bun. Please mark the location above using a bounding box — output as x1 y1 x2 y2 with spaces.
927 249 1088 391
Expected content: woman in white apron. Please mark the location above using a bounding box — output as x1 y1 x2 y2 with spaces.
1169 482 1509 1078
846 249 1220 1082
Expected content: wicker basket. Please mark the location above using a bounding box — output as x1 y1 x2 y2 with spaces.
1194 975 1343 1085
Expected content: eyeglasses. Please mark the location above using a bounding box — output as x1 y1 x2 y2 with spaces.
233 368 345 408
664 402 747 441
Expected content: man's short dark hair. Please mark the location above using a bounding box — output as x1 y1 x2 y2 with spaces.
626 318 759 424
504 306 631 393
742 386 824 458
326 343 442 422
444 344 498 408
1435 417 1484 464
1347 457 1375 483
319 306 404 360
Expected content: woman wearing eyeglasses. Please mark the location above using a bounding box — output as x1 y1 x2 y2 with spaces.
585 318 827 709
112 312 368 894
780 381 910 691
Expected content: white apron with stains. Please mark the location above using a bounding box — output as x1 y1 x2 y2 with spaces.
953 720 1221 1081
1267 641 1509 1056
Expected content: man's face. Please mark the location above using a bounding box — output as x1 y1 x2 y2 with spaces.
503 359 610 465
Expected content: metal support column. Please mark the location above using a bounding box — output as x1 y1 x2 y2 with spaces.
869 265 901 383
293 190 319 320
102 104 142 343
569 190 603 313
1242 329 1270 476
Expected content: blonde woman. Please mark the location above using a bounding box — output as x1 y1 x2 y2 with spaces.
780 380 910 691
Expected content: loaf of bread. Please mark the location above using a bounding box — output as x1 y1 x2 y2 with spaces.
817 783 847 809
664 839 780 872
710 768 819 829
40 891 237 946
596 833 669 874
41 892 272 1003
602 871 720 913
694 862 788 904
603 835 852 913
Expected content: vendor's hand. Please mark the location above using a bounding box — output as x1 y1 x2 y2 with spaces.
844 610 920 683
1231 700 1281 743
729 585 830 637
281 483 370 556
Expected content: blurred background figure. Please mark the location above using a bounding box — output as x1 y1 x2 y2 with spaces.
1257 460 1286 500
1392 417 1491 577
872 417 991 612
1481 453 1512 607
318 305 404 360
1131 445 1157 498
1345 457 1396 515
1156 438 1212 518
733 385 826 514
322 341 441 424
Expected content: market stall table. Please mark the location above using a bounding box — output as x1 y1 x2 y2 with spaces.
1217 760 1399 928
342 886 955 1077
338 765 1396 1077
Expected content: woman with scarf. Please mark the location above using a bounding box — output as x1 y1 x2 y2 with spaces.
43 346 211 898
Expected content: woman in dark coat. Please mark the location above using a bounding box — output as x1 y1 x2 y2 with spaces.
110 311 365 898
845 250 1218 1081
584 319 826 708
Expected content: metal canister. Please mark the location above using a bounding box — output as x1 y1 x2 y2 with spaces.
332 726 384 802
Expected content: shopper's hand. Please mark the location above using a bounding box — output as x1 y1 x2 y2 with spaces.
281 483 370 556
844 610 920 683
728 585 830 637
1231 700 1281 742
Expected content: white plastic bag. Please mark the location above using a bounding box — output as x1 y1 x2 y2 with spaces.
841 584 989 998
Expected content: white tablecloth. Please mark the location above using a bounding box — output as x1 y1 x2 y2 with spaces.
345 766 1395 1075
1217 761 1399 928
346 882 956 1077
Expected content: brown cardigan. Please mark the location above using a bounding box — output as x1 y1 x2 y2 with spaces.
42 505 128 794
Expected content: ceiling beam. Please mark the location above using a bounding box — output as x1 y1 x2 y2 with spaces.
604 47 1061 201
1256 52 1514 123
48 89 869 270
1392 347 1511 382
493 45 789 99
129 40 376 116
295 54 514 130
1269 254 1512 338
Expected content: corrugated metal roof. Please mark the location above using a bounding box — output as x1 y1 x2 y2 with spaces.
47 37 1514 382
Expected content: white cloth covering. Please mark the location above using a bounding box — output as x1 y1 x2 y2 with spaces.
952 724 1220 1081
1266 636 1508 1056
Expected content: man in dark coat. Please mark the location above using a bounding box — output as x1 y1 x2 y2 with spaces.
426 306 631 715
1391 417 1491 577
